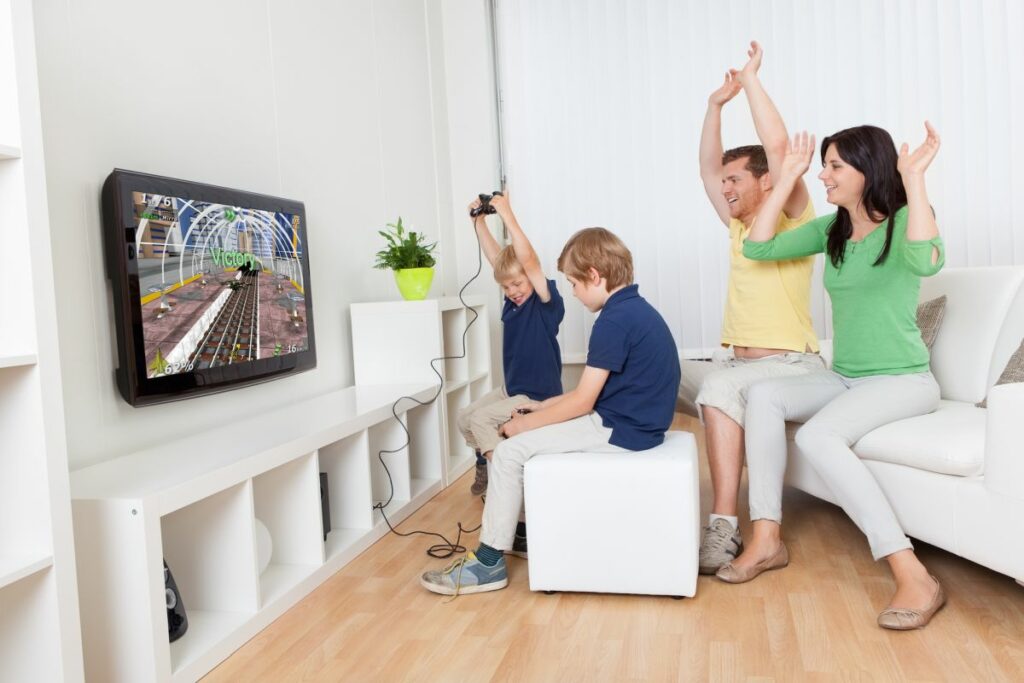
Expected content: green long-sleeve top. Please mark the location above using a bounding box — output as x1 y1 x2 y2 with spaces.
743 206 944 377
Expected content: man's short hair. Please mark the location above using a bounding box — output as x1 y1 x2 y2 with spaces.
557 227 633 292
493 246 525 281
722 145 769 178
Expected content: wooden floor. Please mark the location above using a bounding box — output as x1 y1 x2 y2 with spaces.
206 415 1024 682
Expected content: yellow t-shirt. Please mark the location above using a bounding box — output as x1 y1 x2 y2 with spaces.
720 201 819 353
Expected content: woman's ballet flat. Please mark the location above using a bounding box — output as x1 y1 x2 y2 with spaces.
715 543 789 584
877 576 946 630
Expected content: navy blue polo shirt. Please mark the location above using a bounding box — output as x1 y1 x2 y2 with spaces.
502 279 565 401
587 284 680 450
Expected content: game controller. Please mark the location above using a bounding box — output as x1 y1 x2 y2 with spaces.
469 191 504 217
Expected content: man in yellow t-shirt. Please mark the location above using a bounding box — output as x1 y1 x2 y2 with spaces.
679 42 824 575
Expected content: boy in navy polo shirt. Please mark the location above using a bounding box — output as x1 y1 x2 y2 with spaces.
455 192 565 508
422 227 680 595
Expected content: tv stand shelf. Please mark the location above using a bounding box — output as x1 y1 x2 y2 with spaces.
71 383 445 683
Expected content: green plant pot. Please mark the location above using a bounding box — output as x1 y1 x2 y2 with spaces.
394 267 434 300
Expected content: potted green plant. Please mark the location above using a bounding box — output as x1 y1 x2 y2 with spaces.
374 217 437 300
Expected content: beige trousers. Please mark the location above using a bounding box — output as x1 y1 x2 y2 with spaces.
456 385 530 455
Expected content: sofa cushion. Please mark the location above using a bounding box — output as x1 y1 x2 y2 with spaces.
976 337 1024 408
852 400 985 477
916 295 947 349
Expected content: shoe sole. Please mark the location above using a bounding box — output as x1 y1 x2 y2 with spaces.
420 576 508 595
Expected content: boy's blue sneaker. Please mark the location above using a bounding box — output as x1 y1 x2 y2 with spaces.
420 552 508 596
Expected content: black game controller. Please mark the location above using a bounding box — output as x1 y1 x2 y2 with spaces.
469 191 504 217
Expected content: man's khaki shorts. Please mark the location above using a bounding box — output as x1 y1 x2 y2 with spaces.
677 347 825 426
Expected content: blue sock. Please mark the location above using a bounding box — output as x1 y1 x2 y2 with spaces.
475 451 486 466
516 522 527 537
475 543 503 566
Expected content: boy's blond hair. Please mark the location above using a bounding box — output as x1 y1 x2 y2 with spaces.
493 245 525 281
557 227 633 291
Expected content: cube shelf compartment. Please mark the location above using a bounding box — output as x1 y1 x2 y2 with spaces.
407 399 443 492
319 430 373 561
369 416 411 522
445 385 474 475
0 570 62 683
251 454 324 606
162 483 259 676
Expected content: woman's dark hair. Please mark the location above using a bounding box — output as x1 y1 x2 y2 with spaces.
821 125 907 268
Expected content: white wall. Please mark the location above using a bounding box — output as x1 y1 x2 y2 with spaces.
438 0 506 380
33 0 502 469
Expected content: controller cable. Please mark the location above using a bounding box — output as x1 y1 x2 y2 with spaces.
371 204 497 558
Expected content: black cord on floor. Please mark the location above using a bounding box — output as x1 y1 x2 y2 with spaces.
371 216 488 558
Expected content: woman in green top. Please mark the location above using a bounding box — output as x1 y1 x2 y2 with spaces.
714 123 947 631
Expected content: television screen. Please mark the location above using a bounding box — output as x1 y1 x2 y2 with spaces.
102 169 317 406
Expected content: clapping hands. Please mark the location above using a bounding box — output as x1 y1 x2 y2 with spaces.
708 71 741 106
735 40 763 87
781 131 816 182
897 121 941 179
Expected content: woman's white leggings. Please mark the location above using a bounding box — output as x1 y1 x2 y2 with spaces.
745 370 940 560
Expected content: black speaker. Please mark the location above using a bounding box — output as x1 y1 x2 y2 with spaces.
320 472 331 541
164 560 188 642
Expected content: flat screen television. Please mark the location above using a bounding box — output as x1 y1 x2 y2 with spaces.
102 169 316 406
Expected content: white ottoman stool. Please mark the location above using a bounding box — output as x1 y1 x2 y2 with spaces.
523 431 699 597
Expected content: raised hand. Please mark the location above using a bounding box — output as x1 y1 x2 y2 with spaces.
736 40 763 86
489 189 511 218
898 121 941 178
709 71 741 106
468 197 484 220
781 131 816 182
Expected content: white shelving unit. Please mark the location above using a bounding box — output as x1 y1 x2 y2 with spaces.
351 296 493 485
70 384 444 682
0 0 85 680
0 351 37 368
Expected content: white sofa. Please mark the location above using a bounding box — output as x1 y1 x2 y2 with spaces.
785 266 1024 584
